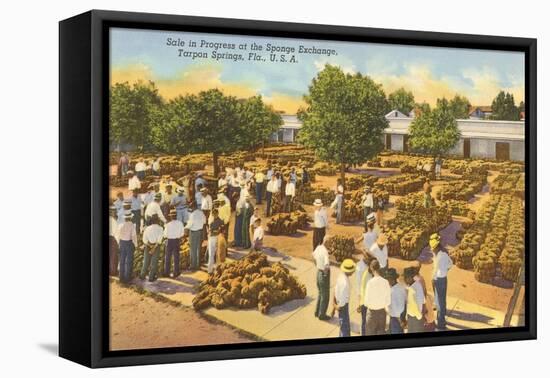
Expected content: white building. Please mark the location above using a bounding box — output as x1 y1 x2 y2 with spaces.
384 110 524 161
270 111 525 161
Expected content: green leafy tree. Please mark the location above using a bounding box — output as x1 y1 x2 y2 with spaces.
388 87 415 115
490 91 520 121
110 81 163 151
297 64 389 186
448 94 471 119
409 98 461 156
519 101 525 113
151 89 281 176
414 102 431 117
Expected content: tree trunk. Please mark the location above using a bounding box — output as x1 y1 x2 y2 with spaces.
340 162 346 187
212 152 219 177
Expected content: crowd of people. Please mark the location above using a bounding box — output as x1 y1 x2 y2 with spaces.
111 153 452 337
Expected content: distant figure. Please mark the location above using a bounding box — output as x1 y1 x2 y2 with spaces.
265 175 279 217
252 218 264 251
404 266 426 333
163 210 184 278
109 205 119 276
207 208 224 274
254 169 265 204
140 214 164 282
135 158 146 180
331 179 344 224
435 156 443 180
284 178 296 212
361 186 374 223
387 268 407 334
127 170 141 191
117 210 137 283
423 178 433 208
152 157 161 176
119 152 129 176
184 202 206 271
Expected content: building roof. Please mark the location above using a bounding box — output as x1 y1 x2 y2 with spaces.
469 106 493 115
385 110 410 119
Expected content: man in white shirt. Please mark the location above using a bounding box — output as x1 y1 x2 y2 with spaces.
312 237 331 321
171 188 188 225
128 170 141 191
368 233 389 272
252 218 264 251
355 252 372 335
117 211 137 283
333 259 355 337
265 175 279 216
184 202 206 271
331 179 345 224
312 199 329 250
284 179 296 212
152 157 161 176
163 210 184 278
130 188 143 234
387 268 407 334
109 206 119 276
356 214 378 255
404 266 426 333
139 214 164 282
135 158 147 180
430 233 452 330
144 192 167 225
362 259 391 335
362 186 374 223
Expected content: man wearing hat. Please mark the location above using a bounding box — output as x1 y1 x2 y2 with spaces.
140 214 164 282
387 268 407 334
194 172 206 193
283 176 296 212
184 202 206 271
362 259 391 335
163 209 184 278
254 169 265 204
143 182 159 208
312 236 331 321
161 183 175 219
144 192 166 225
312 199 329 250
368 233 389 275
171 187 189 225
207 208 224 274
117 210 137 283
404 266 426 333
430 233 452 330
361 186 374 223
109 205 119 276
130 188 143 234
356 213 379 252
333 259 356 337
200 187 213 221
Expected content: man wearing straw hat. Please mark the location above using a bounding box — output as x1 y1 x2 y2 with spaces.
312 236 331 321
312 199 329 250
430 232 453 330
171 187 189 225
368 233 389 275
184 202 206 271
164 209 184 278
117 210 137 283
361 186 374 223
332 259 356 337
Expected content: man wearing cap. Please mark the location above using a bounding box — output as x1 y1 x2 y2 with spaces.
164 210 184 278
265 174 279 217
312 199 329 250
130 188 143 234
144 192 166 225
430 233 452 330
333 259 355 337
312 236 331 321
109 205 119 276
135 158 146 180
368 233 389 274
194 172 206 193
184 202 206 271
361 186 374 223
171 187 188 225
128 170 141 191
404 266 426 333
117 210 137 283
140 214 164 282
362 259 391 335
387 268 407 334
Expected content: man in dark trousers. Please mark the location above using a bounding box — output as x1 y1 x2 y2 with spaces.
163 209 184 278
312 236 331 321
312 199 329 250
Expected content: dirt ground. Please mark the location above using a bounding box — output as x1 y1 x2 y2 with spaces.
110 165 521 315
109 280 252 351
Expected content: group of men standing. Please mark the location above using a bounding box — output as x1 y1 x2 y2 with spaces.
311 198 453 337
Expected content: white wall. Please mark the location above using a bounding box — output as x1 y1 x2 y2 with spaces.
390 134 404 151
2 1 545 377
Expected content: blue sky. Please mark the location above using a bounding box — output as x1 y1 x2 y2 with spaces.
110 27 525 114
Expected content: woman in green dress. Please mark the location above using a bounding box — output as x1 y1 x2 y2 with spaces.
241 195 254 249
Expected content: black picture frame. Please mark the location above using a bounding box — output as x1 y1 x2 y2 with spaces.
59 9 537 368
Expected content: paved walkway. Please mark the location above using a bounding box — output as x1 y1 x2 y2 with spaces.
120 247 521 341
